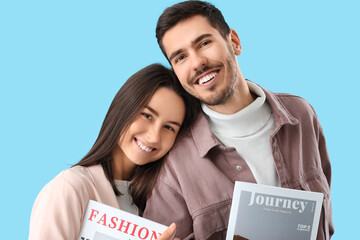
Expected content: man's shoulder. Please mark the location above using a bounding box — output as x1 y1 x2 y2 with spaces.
274 92 309 103
166 128 199 164
159 126 205 181
174 126 195 146
272 92 317 118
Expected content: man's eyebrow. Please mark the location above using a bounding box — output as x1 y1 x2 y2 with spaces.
192 33 212 45
168 33 213 62
169 49 184 62
145 106 181 127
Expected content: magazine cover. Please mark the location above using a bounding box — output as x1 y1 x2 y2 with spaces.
226 182 323 240
78 200 171 240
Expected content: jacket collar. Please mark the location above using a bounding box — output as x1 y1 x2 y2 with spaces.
259 83 299 128
190 82 299 157
86 164 120 209
191 112 222 157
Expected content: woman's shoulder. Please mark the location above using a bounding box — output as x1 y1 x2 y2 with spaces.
34 164 107 205
29 165 101 239
36 165 100 200
54 165 103 194
59 165 92 183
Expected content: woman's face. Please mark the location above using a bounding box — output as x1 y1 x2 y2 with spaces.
118 87 186 168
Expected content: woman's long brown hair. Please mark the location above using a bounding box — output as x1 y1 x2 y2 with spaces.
74 64 199 212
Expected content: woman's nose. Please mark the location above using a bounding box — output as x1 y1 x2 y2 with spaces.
146 125 161 143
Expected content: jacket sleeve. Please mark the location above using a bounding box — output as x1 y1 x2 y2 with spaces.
143 180 195 240
318 121 335 238
29 173 88 240
318 124 331 188
308 103 334 239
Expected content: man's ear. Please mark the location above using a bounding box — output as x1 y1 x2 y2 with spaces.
228 29 242 55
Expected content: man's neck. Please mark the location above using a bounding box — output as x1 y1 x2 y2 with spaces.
205 77 255 115
202 81 271 137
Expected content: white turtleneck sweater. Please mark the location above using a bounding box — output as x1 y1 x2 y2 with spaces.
202 81 280 186
114 180 139 215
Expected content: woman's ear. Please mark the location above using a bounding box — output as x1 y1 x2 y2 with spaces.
228 29 242 55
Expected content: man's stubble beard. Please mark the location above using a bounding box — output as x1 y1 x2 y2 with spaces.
203 56 238 106
186 44 239 106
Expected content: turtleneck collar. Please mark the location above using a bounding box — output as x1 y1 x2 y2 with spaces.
201 81 272 137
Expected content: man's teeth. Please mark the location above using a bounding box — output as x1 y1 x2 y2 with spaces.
199 72 217 85
136 140 153 152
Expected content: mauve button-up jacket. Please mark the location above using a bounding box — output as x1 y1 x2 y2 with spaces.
143 85 334 240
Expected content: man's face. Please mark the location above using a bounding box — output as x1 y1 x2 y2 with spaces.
162 15 241 106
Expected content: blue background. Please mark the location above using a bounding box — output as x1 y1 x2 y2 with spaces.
1 0 358 238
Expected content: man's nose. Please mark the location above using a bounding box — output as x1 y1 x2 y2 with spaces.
191 52 207 72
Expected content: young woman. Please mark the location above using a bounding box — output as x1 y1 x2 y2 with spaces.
29 64 199 240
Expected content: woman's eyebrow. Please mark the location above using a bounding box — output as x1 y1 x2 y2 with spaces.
145 105 159 117
145 106 181 127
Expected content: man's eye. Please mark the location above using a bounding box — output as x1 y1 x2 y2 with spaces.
141 113 152 120
200 40 210 48
175 55 186 63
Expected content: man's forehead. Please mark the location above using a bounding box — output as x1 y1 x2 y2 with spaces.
165 15 214 38
162 15 217 55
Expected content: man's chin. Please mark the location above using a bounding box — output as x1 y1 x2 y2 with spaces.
200 90 232 106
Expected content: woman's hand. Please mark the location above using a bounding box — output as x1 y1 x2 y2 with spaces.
157 223 180 240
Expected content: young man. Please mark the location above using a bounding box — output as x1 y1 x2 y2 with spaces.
143 1 334 239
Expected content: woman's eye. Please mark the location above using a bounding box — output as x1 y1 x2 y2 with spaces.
164 125 175 132
141 113 152 120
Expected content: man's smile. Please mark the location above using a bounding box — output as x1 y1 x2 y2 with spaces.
197 70 219 85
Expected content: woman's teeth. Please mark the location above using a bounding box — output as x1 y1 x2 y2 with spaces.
136 139 153 152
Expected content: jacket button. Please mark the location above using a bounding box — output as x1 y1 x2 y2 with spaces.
236 165 242 171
